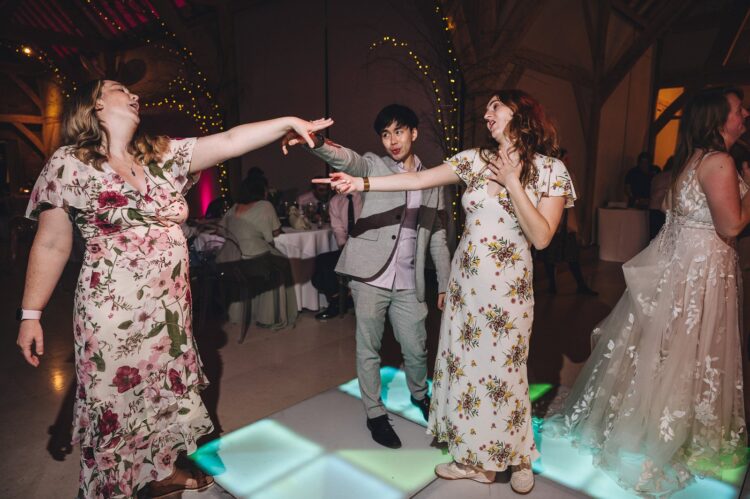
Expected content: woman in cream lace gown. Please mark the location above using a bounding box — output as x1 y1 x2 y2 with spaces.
544 87 750 496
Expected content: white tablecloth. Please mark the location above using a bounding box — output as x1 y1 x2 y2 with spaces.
274 227 339 311
598 208 649 262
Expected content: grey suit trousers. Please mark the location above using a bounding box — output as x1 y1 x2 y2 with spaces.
349 280 429 418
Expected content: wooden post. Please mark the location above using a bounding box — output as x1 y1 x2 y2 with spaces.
41 79 63 156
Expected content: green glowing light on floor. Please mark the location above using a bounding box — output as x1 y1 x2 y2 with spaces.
529 382 554 402
337 449 449 492
190 420 324 498
339 367 554 427
191 369 747 499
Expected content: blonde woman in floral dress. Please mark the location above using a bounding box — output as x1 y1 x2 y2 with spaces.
544 88 750 496
313 89 575 494
16 79 331 498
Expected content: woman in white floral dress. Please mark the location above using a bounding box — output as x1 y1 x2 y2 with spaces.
16 79 332 498
544 87 750 496
317 89 575 494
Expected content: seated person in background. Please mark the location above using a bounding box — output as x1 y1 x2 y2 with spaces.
204 196 231 219
312 191 363 319
297 176 332 213
625 151 655 208
648 156 672 239
216 174 298 329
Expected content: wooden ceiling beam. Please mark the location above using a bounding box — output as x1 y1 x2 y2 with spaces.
512 48 593 87
601 0 693 102
1 24 119 51
610 0 646 29
651 87 698 134
7 74 42 112
0 114 43 124
10 122 44 154
487 0 547 74
501 64 525 90
580 0 598 68
704 0 750 69
0 61 46 76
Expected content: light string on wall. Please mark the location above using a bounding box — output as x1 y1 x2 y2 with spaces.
86 0 230 199
368 0 464 230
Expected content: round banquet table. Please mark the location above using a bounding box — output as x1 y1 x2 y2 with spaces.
597 208 650 262
273 227 339 311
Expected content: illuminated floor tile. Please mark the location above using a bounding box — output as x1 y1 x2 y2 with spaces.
337 449 448 492
339 367 555 427
532 419 745 499
190 420 324 498
193 370 748 499
254 455 403 499
192 388 444 498
338 366 430 426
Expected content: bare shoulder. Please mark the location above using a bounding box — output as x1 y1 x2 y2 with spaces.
701 151 734 170
697 151 736 182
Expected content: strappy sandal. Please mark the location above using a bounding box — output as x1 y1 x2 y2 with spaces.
147 467 215 498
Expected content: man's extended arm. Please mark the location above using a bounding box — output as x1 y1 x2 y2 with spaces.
306 135 376 177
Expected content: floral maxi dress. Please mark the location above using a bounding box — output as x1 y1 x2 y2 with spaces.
429 149 575 471
27 139 213 498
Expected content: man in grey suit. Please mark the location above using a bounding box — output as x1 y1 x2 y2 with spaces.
285 104 451 448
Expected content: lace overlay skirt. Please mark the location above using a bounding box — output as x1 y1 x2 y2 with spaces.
544 218 747 496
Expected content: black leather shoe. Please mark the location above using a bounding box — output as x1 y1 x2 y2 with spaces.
315 303 339 320
366 415 402 449
411 395 430 421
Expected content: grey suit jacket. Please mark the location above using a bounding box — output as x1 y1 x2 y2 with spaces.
308 142 451 302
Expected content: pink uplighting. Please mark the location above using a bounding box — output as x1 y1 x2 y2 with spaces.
198 170 217 217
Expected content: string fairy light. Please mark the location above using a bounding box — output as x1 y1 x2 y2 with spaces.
82 1 232 198
368 0 464 231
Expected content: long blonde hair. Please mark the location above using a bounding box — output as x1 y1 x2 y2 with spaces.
61 79 169 169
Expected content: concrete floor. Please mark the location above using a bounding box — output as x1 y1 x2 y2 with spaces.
1 246 748 498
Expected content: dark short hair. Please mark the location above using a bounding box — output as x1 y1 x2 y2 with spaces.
373 104 419 134
237 175 266 203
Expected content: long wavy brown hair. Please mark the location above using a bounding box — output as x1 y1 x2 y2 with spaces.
670 87 742 195
480 89 560 187
61 79 169 170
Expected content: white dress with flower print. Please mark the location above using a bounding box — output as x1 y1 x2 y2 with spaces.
27 139 213 498
429 148 575 471
543 150 747 496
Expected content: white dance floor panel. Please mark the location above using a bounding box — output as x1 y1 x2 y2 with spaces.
191 368 748 499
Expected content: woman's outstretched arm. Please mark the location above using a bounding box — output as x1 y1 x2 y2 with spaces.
316 162 461 192
190 117 333 173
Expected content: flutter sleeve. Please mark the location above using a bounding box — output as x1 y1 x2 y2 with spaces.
164 137 200 194
446 148 480 185
541 157 577 208
25 147 90 220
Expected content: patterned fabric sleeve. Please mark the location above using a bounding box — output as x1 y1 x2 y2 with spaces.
446 148 479 185
543 157 577 208
165 137 199 194
25 147 89 220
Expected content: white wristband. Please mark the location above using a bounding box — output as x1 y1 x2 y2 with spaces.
17 309 42 321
